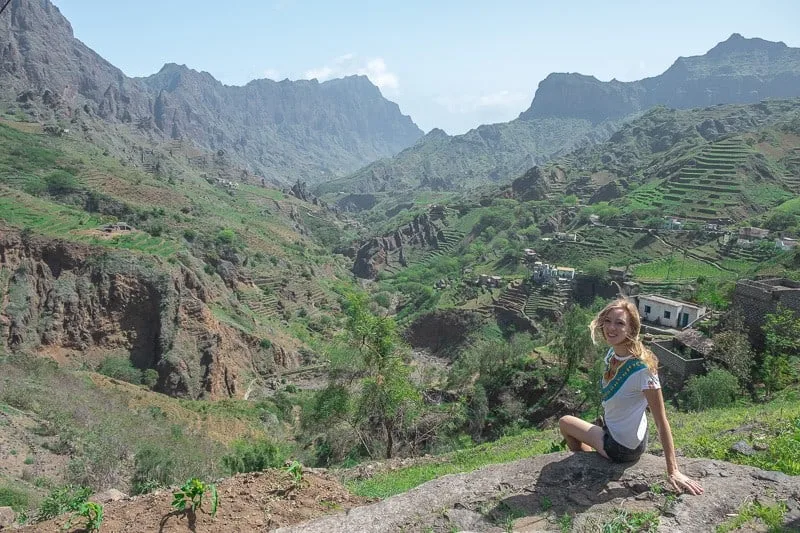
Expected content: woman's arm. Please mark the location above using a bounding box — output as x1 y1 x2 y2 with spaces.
644 388 704 495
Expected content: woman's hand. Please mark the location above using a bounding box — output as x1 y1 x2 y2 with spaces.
668 470 704 495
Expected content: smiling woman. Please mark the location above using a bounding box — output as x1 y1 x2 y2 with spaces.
558 298 704 495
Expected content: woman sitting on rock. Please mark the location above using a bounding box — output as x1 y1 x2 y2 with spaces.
558 298 704 495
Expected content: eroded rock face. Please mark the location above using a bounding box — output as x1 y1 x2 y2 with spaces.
277 453 800 533
0 230 293 399
351 213 441 279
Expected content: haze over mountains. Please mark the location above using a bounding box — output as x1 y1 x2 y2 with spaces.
327 34 800 195
0 0 422 184
2 0 800 192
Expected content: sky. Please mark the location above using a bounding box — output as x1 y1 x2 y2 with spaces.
51 0 799 136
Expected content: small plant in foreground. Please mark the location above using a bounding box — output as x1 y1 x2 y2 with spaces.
601 509 659 533
37 485 92 522
63 502 103 533
171 478 219 518
558 513 573 532
285 460 303 485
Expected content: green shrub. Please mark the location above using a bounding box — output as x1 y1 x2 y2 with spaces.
36 485 91 522
0 485 30 512
97 356 142 384
142 369 159 388
681 369 739 411
216 229 236 245
131 444 175 495
44 170 79 195
221 438 286 475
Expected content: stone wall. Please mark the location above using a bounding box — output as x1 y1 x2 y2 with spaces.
651 340 705 382
732 278 800 350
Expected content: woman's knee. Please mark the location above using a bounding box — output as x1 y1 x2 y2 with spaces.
558 415 578 435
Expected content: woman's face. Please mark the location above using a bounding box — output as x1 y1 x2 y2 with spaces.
602 308 631 348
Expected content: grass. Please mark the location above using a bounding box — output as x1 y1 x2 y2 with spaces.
601 509 659 533
715 501 788 533
632 255 739 281
346 431 560 499
346 390 800 499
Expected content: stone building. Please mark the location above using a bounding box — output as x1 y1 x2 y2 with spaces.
732 278 800 350
650 329 712 383
637 294 707 329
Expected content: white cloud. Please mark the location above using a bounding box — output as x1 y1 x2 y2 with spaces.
435 90 529 114
302 54 399 91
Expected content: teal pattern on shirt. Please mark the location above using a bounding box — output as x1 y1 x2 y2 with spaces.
600 358 648 402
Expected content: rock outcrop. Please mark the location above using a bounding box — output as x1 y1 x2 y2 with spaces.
0 229 293 399
277 452 800 533
351 213 442 279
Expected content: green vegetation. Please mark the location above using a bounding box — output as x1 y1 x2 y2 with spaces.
36 485 91 522
601 509 659 533
63 501 104 533
0 485 31 512
715 501 788 533
285 460 304 485
171 478 219 518
222 438 287 475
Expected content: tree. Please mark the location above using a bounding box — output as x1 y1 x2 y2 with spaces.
707 310 753 391
322 293 421 459
549 305 598 401
760 306 800 398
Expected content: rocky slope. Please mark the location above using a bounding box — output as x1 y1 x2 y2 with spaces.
0 0 422 184
280 453 800 533
325 34 800 195
18 453 799 532
0 228 300 399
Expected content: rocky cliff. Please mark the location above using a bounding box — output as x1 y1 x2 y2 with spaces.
521 34 800 123
351 213 444 279
0 0 422 184
0 229 296 399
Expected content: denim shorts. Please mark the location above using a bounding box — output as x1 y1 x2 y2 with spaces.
602 426 647 463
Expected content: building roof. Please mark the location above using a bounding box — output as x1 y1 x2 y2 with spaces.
639 294 704 310
674 329 714 356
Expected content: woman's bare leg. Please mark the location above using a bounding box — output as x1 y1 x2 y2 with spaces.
559 415 609 459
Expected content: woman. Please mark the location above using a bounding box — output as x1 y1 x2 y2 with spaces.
558 298 704 495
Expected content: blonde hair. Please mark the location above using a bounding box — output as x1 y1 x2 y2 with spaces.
589 298 658 374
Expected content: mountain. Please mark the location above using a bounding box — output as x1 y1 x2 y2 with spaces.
0 0 422 184
523 33 800 122
325 34 800 196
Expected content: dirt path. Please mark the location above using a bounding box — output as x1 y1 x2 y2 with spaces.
277 453 800 533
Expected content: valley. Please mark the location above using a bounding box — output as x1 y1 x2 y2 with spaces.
0 2 799 531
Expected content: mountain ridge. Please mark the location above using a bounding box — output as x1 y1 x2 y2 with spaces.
327 33 800 196
0 0 423 184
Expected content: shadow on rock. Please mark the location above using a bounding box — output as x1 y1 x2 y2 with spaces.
488 452 650 524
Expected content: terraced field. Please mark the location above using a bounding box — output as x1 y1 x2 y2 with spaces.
523 282 570 319
0 187 179 257
627 139 754 221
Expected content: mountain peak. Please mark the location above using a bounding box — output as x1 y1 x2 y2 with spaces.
706 33 788 57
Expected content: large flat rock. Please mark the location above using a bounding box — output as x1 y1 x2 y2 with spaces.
277 452 800 532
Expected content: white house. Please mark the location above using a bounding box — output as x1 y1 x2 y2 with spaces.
556 267 576 280
637 294 707 329
776 237 799 251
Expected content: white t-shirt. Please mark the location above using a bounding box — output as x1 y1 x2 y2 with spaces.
601 349 661 449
